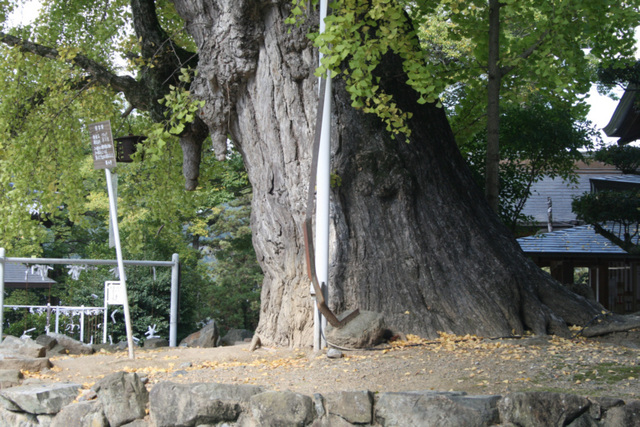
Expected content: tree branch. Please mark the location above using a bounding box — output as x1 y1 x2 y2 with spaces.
500 29 551 77
0 31 151 110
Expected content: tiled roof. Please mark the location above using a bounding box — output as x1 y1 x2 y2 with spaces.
591 173 640 185
2 262 56 286
517 225 628 256
590 174 640 185
603 83 640 144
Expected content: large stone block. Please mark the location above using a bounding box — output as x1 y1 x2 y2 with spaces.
0 405 48 427
325 310 386 349
0 382 80 415
92 372 148 427
150 381 263 427
498 392 591 427
179 321 219 348
376 391 500 427
601 399 640 427
46 333 94 355
51 400 108 427
0 369 23 389
0 357 52 372
0 336 46 358
324 391 372 424
250 390 315 427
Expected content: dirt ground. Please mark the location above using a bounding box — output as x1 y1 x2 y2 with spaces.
28 332 640 399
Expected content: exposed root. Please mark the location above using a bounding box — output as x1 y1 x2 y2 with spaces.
580 314 640 338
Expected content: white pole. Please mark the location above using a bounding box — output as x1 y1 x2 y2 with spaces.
103 288 108 344
314 0 331 351
169 253 179 347
80 306 85 343
55 307 60 334
45 303 51 334
0 248 5 343
105 168 135 359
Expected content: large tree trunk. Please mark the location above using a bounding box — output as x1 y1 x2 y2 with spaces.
173 0 602 347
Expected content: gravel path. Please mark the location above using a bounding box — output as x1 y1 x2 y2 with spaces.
30 333 640 399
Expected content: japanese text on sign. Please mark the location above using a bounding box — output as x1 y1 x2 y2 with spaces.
89 121 116 169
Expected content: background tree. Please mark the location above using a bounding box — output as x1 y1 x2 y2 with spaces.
573 191 640 254
0 0 211 258
462 97 599 232
593 145 640 175
0 0 267 341
405 1 639 211
575 62 640 256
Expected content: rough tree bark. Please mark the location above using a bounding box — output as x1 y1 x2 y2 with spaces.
173 0 603 347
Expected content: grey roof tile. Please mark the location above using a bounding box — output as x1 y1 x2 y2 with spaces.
517 225 628 255
2 262 56 285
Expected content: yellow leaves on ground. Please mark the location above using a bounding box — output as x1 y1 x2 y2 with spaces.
17 331 639 399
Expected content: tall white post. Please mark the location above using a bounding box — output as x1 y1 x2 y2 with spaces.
80 306 85 343
105 168 135 359
103 293 108 344
169 253 179 347
313 0 332 351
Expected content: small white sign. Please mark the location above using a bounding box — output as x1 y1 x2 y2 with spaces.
105 281 126 305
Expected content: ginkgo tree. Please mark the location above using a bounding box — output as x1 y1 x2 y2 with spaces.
3 0 640 347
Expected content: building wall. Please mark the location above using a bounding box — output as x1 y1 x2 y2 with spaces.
520 161 619 227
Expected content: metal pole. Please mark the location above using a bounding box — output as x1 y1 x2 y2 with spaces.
5 257 173 267
103 288 108 344
55 307 60 334
169 253 179 347
105 168 135 359
80 306 85 343
0 248 5 343
313 0 331 351
46 303 51 334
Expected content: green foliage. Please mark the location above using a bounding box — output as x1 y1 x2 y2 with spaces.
462 97 597 231
572 190 640 252
305 0 445 137
3 288 55 338
143 67 205 161
597 61 640 94
204 216 262 334
290 0 639 147
190 153 263 334
594 145 640 174
0 1 265 343
0 0 209 255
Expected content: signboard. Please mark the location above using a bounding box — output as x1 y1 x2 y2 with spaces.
105 281 126 305
89 121 116 169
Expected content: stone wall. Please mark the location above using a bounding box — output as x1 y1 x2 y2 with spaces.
0 371 638 426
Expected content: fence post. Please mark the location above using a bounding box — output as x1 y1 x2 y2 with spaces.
80 306 85 343
103 291 108 344
170 253 179 347
55 307 60 334
46 303 51 334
